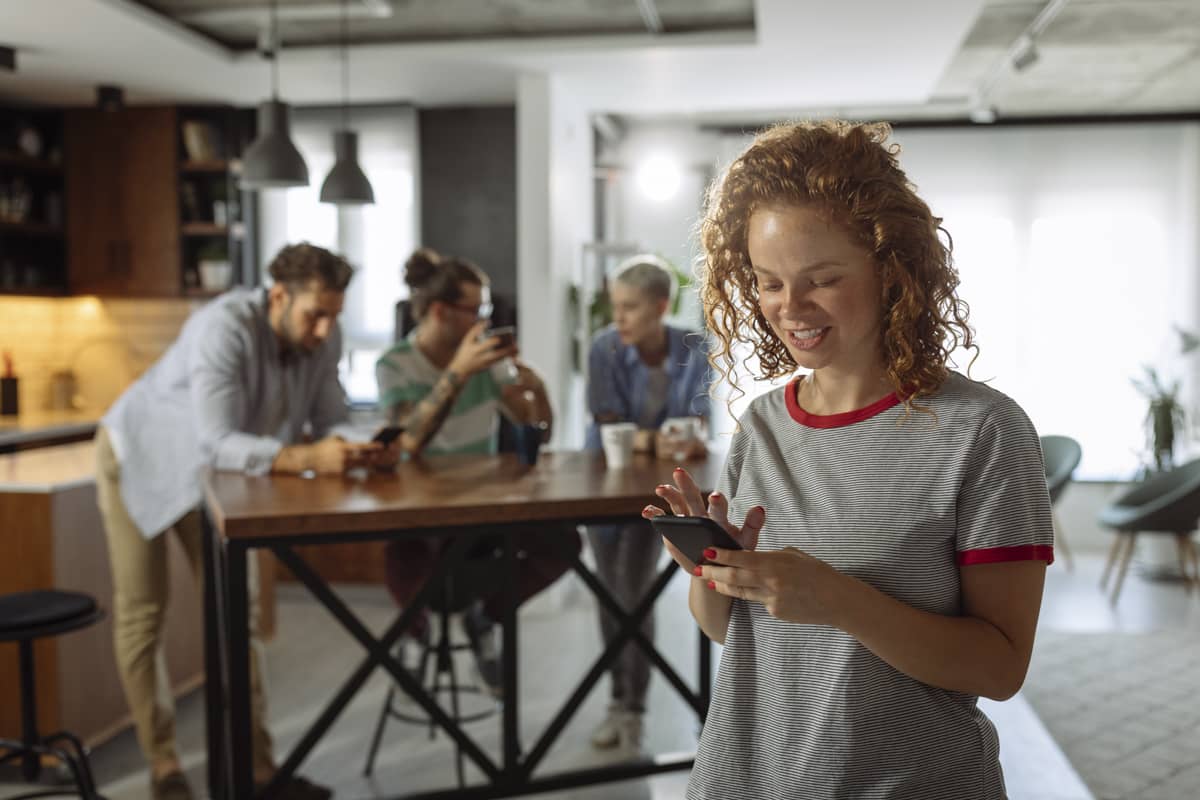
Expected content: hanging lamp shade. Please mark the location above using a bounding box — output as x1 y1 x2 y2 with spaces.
320 130 374 204
241 99 308 190
320 0 374 205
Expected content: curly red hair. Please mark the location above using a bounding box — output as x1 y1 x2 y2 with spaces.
698 120 975 415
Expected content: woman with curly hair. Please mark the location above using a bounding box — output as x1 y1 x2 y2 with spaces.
645 120 1053 799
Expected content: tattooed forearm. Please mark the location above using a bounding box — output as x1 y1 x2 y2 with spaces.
396 370 463 456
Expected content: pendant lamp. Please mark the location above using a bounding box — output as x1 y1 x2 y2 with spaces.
242 0 309 190
320 0 374 204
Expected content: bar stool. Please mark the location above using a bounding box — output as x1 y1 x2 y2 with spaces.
0 590 105 799
364 558 502 787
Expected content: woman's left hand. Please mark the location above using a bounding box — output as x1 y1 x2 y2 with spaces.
696 547 847 626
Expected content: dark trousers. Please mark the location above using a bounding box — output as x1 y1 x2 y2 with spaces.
586 520 662 712
383 526 581 629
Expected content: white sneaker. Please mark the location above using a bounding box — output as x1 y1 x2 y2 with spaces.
617 710 644 755
590 707 624 749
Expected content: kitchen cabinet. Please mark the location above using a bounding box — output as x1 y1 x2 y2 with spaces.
64 107 181 297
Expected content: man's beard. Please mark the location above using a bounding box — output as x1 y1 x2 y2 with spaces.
279 300 316 359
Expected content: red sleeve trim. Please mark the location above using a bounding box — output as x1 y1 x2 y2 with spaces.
957 545 1054 566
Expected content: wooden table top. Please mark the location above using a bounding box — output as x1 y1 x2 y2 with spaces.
204 449 725 540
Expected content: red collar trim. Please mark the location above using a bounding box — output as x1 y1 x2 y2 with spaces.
785 377 902 428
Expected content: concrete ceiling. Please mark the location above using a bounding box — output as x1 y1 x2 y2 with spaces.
134 0 757 48
0 0 1195 123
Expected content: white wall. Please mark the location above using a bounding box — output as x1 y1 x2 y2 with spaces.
516 74 594 449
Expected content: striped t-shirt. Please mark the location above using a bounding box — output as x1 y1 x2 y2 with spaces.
375 333 516 455
689 372 1054 800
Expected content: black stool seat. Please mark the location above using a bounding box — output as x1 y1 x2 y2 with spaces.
0 591 98 639
0 590 105 799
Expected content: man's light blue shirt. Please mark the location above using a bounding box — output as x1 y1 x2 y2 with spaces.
584 324 712 450
102 288 349 538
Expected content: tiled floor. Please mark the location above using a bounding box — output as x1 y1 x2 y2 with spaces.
19 503 1200 799
1021 545 1200 800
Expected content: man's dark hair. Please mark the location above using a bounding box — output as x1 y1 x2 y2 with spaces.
267 242 354 292
403 247 488 319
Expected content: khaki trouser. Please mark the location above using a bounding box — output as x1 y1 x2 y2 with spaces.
95 426 273 773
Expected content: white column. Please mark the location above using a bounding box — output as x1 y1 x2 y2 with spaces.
516 73 594 449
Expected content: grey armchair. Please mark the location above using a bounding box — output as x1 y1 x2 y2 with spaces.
1097 457 1200 605
1041 435 1082 570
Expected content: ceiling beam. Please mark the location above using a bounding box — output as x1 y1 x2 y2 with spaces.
635 0 664 35
179 0 392 27
974 0 1072 108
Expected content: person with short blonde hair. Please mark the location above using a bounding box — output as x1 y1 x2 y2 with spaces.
584 252 711 753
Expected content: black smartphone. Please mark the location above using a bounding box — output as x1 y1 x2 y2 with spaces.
372 425 404 446
650 515 743 565
484 325 516 349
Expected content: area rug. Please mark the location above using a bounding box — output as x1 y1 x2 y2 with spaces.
1021 630 1200 799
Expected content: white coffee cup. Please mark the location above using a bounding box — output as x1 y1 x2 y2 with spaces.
600 422 637 469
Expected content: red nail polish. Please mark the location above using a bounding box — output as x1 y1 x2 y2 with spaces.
692 565 703 576
707 580 716 590
703 548 717 560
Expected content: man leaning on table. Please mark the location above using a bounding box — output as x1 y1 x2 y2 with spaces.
95 243 393 800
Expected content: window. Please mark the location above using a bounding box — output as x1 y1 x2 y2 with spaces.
708 123 1200 479
259 106 419 405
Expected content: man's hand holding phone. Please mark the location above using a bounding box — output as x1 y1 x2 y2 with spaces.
483 325 516 350
448 321 517 377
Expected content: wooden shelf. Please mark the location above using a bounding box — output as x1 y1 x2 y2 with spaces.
0 153 63 173
181 222 228 236
180 159 229 173
0 286 68 297
0 220 64 236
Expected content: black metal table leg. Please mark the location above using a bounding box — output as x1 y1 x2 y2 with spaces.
202 508 228 800
225 541 254 799
501 529 520 778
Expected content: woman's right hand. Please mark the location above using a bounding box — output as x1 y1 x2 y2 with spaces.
448 320 518 377
643 466 764 572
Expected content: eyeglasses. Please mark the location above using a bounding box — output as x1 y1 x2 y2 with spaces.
445 301 493 320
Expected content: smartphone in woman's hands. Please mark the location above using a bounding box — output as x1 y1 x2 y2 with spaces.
650 515 743 565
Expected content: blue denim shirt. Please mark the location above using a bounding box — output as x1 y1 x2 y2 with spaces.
584 324 712 450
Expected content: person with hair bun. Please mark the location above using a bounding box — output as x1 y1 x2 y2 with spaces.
375 247 579 696
584 253 712 754
646 121 1053 799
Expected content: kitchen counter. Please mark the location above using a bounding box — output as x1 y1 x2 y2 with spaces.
0 439 95 492
0 437 276 744
0 409 99 452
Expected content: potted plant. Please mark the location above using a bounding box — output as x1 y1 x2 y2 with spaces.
1132 365 1186 475
196 240 232 292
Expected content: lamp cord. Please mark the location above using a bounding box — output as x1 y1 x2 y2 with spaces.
270 0 279 99
341 0 349 130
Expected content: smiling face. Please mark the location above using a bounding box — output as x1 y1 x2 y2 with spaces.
747 204 885 379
